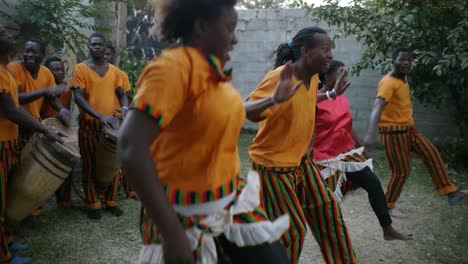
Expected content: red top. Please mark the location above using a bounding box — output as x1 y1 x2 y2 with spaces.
313 95 356 161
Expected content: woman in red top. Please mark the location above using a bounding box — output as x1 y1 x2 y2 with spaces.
313 60 412 241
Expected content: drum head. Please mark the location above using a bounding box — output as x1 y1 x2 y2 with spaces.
103 120 120 143
41 118 80 159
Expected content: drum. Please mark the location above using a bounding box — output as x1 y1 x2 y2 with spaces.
95 124 120 185
7 118 80 222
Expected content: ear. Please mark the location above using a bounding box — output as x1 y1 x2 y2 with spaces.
301 46 312 58
193 18 209 37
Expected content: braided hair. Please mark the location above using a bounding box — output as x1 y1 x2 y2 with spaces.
274 27 328 69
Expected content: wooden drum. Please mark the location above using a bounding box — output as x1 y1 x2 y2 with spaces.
7 118 80 222
95 125 120 185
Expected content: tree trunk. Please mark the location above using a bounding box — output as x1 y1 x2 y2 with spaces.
94 1 127 66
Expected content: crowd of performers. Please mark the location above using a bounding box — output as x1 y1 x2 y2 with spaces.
0 0 467 263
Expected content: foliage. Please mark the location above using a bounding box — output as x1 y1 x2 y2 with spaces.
292 0 468 136
439 137 468 169
119 49 148 95
2 0 104 57
238 0 287 9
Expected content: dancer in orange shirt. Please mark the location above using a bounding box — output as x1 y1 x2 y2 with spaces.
365 47 468 217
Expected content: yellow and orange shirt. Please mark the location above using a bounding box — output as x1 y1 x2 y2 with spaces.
70 63 123 120
377 75 415 128
7 61 55 119
0 66 19 142
246 67 319 167
133 47 245 205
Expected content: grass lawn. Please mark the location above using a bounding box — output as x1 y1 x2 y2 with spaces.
12 132 468 263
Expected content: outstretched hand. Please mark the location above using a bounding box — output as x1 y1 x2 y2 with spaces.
272 62 303 104
334 67 351 95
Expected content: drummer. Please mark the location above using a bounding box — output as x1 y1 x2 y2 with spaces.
71 33 129 219
103 44 137 199
0 25 63 264
42 56 74 209
7 38 71 217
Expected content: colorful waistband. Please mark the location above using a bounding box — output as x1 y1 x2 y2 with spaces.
0 140 19 150
378 125 414 134
164 176 241 206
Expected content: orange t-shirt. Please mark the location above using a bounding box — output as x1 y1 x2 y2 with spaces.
0 66 19 141
246 67 319 167
40 85 73 118
133 47 245 203
7 61 55 119
377 75 415 127
70 63 123 120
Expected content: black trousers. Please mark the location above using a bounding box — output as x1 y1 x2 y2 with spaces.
215 235 289 264
346 167 392 227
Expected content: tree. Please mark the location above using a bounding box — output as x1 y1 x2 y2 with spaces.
238 0 287 9
1 0 103 58
293 0 468 137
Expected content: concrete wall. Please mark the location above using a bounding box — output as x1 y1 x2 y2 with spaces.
230 9 456 140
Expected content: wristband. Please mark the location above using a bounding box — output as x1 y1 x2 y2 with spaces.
59 108 69 113
330 89 338 99
122 106 129 111
326 91 333 101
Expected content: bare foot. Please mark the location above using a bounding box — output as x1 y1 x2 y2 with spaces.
383 226 415 241
389 207 405 218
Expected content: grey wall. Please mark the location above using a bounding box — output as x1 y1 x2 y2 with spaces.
230 9 456 141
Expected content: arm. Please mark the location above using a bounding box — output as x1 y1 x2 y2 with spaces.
19 83 67 105
244 62 302 122
19 88 49 105
47 95 71 126
364 98 387 154
73 89 116 128
244 97 276 122
0 93 63 143
116 87 130 118
116 87 129 108
73 89 102 120
118 110 193 263
352 129 364 148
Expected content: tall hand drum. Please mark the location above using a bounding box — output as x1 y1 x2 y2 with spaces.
95 124 120 186
7 118 80 222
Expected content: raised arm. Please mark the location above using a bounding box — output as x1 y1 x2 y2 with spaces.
244 62 302 122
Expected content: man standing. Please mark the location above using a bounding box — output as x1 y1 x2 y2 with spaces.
42 56 74 209
104 44 136 199
7 39 69 217
364 47 467 217
71 33 128 219
0 25 63 264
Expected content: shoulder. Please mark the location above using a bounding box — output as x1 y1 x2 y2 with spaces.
6 61 24 74
40 65 54 79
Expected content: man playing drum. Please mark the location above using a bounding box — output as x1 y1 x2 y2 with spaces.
103 44 137 200
71 33 129 220
7 39 70 217
0 25 63 264
42 56 74 209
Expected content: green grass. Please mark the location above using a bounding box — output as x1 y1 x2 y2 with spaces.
12 132 468 264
